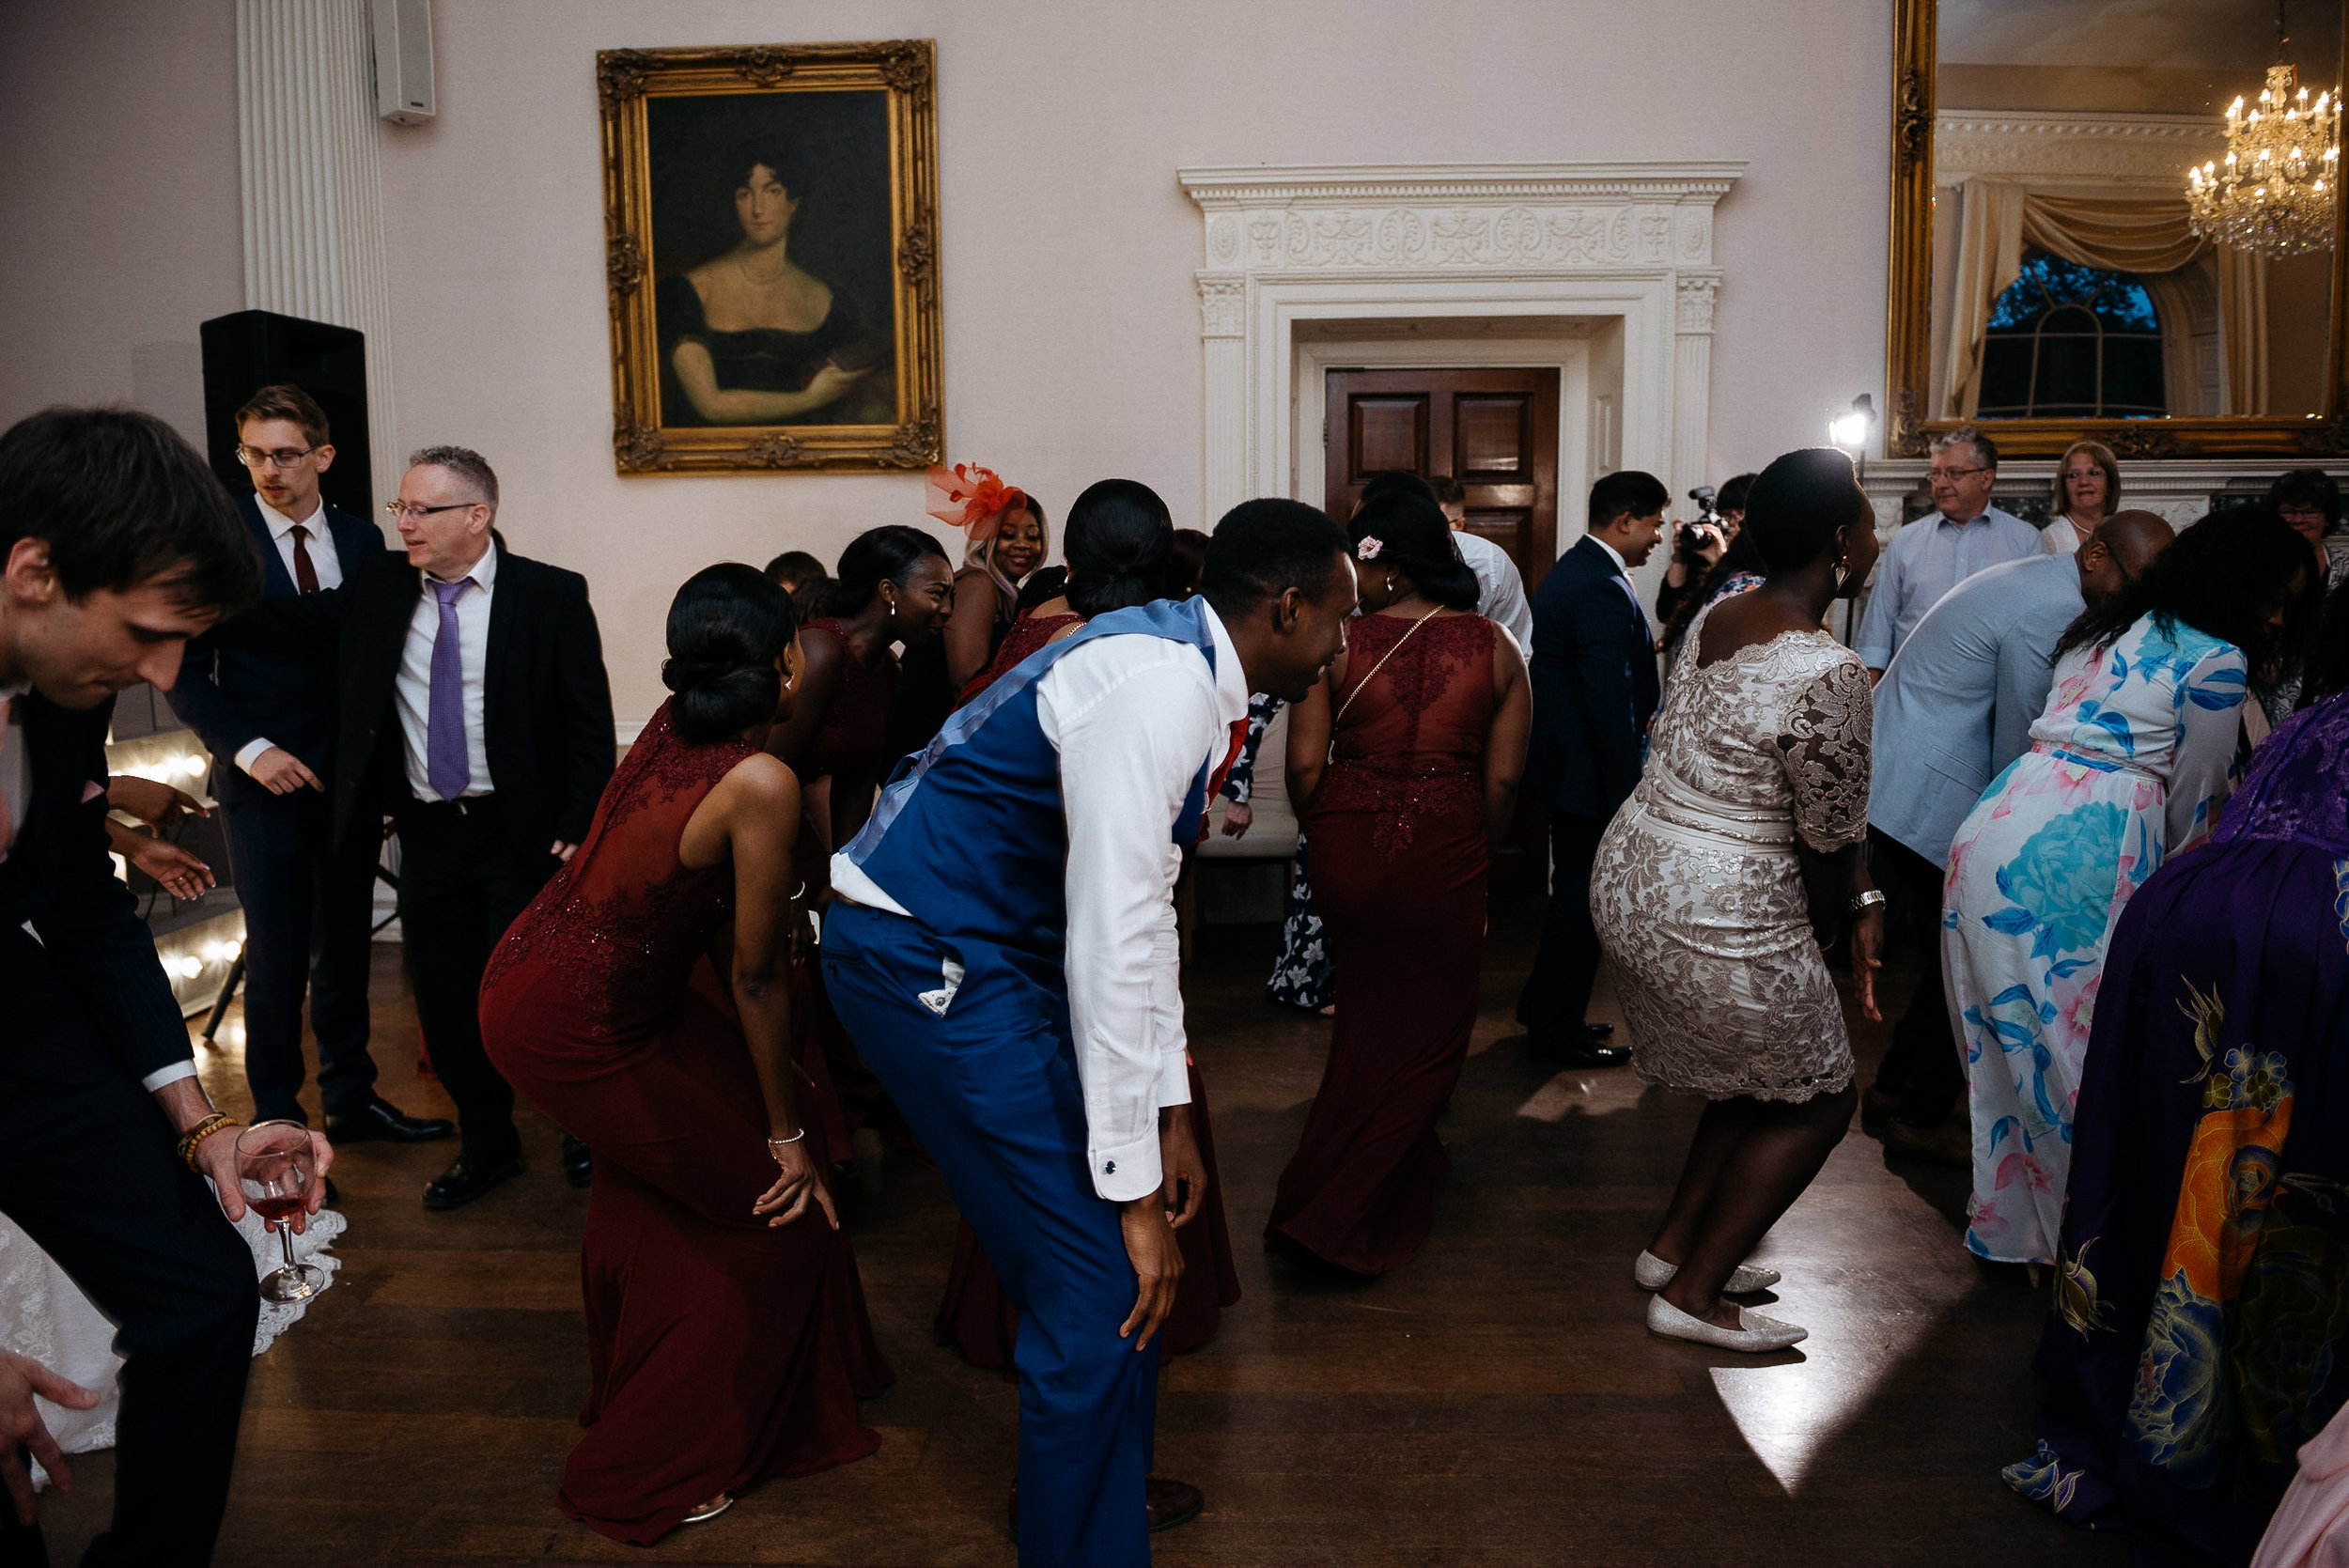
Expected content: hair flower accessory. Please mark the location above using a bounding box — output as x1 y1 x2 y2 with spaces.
1356 536 1384 561
925 462 1026 546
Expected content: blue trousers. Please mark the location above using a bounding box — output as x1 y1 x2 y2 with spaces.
822 902 1157 1568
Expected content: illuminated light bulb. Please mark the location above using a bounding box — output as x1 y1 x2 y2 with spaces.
224 939 241 960
228 1024 247 1046
1828 412 1870 448
172 955 204 980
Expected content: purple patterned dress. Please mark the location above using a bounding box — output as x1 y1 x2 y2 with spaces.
2004 691 2349 1565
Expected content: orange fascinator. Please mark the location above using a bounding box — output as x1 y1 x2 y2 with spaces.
925 463 1027 546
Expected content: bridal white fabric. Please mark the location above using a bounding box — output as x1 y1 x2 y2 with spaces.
0 1197 345 1483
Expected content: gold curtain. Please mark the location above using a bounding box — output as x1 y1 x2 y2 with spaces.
1940 179 2269 417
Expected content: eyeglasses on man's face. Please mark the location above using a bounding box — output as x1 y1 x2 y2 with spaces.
383 501 479 520
236 444 318 470
1928 464 1990 482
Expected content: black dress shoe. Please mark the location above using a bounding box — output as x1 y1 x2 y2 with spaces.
1531 1028 1632 1067
422 1150 525 1211
1146 1476 1206 1532
327 1098 456 1145
560 1134 593 1189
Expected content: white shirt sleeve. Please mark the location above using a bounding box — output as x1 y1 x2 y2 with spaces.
234 737 276 774
140 1060 199 1093
1036 638 1213 1203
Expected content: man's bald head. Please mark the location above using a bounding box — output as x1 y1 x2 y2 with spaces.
2078 508 2173 611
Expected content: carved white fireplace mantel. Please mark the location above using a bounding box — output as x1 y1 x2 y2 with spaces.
1178 162 1745 535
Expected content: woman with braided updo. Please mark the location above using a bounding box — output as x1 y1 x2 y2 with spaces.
483 565 890 1541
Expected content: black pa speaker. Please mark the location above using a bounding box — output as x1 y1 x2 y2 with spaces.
198 309 373 519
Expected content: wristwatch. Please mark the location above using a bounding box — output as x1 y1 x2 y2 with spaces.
1848 889 1889 917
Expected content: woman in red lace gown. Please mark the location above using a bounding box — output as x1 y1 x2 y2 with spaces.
932 479 1247 1365
770 526 955 1146
481 566 891 1544
1267 490 1531 1275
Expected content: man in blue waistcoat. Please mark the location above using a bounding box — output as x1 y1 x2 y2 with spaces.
824 496 1354 1568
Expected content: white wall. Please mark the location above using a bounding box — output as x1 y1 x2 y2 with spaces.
1 0 1891 727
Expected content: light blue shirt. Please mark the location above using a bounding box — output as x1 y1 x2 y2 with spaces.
1866 551 2085 865
1854 504 2044 670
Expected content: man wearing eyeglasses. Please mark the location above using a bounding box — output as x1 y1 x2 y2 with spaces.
1853 427 2041 683
204 445 614 1208
172 385 452 1155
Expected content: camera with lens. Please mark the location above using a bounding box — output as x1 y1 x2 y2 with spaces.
1677 485 1727 568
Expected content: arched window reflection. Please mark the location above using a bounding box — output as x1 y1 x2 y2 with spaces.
1979 251 2168 419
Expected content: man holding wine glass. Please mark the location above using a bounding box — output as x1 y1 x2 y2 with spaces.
0 408 333 1566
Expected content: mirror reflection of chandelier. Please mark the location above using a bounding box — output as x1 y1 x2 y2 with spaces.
2185 2 2341 259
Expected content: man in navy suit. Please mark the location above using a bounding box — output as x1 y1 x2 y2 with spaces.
0 407 332 1565
172 385 450 1146
1517 470 1670 1066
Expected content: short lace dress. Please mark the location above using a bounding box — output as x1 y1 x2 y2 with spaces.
1591 599 1874 1101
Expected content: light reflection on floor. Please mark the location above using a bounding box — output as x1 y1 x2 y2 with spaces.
1701 1145 1986 1493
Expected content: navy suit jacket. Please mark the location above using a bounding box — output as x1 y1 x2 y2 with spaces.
206 538 616 872
0 694 191 1086
171 494 381 806
1524 536 1661 820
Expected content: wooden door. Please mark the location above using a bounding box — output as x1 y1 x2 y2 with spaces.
1324 367 1561 589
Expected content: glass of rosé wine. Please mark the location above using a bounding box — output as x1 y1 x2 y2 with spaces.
236 1121 326 1302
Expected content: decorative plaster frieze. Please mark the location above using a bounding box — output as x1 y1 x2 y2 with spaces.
1935 111 2225 188
1181 163 1742 274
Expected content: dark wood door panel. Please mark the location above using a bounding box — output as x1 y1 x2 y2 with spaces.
1455 394 1532 479
1347 395 1429 480
1325 366 1561 590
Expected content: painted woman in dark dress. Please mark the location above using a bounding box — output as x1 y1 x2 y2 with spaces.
657 134 892 428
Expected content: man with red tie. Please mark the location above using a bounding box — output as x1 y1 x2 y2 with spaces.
173 385 451 1149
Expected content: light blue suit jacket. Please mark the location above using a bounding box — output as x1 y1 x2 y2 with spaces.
1866 551 2084 866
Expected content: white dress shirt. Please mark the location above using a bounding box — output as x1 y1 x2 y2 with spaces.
1454 529 1534 652
231 496 348 775
1587 533 1651 625
832 603 1251 1203
396 539 498 800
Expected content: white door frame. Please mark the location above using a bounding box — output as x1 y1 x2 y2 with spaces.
1180 163 1744 567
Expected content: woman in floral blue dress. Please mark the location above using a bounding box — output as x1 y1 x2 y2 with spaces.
1944 510 2314 1266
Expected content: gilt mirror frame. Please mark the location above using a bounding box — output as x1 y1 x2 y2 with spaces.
599 39 943 474
1888 0 2349 458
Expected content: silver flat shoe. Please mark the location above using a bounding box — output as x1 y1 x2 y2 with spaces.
682 1493 736 1524
1633 1249 1781 1295
1646 1293 1808 1352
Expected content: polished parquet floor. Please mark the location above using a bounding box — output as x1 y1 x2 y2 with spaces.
40 892 2128 1567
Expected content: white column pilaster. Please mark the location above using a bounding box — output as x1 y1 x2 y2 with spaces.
1197 273 1248 526
1672 271 1721 503
238 0 399 505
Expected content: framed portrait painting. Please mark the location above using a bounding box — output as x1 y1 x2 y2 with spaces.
599 40 941 474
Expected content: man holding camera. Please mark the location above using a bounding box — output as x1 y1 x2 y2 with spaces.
1654 474 1752 629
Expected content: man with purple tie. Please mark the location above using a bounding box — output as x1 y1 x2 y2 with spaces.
207 446 614 1207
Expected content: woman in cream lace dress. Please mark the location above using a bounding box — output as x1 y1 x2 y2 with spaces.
1593 447 1885 1354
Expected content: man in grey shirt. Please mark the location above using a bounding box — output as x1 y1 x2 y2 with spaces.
1863 509 2173 1160
1855 427 2044 679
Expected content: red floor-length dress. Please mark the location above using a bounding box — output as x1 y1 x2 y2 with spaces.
933 608 1242 1364
1266 612 1497 1275
480 702 891 1545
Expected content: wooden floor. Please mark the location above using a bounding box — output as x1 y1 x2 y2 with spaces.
39 893 2128 1567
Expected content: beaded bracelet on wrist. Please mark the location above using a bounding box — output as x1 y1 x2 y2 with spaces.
177 1111 241 1171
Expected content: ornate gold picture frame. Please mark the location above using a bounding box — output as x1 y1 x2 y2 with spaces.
599 40 941 474
1887 0 2349 458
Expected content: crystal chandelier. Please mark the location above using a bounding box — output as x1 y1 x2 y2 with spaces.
2186 44 2341 259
